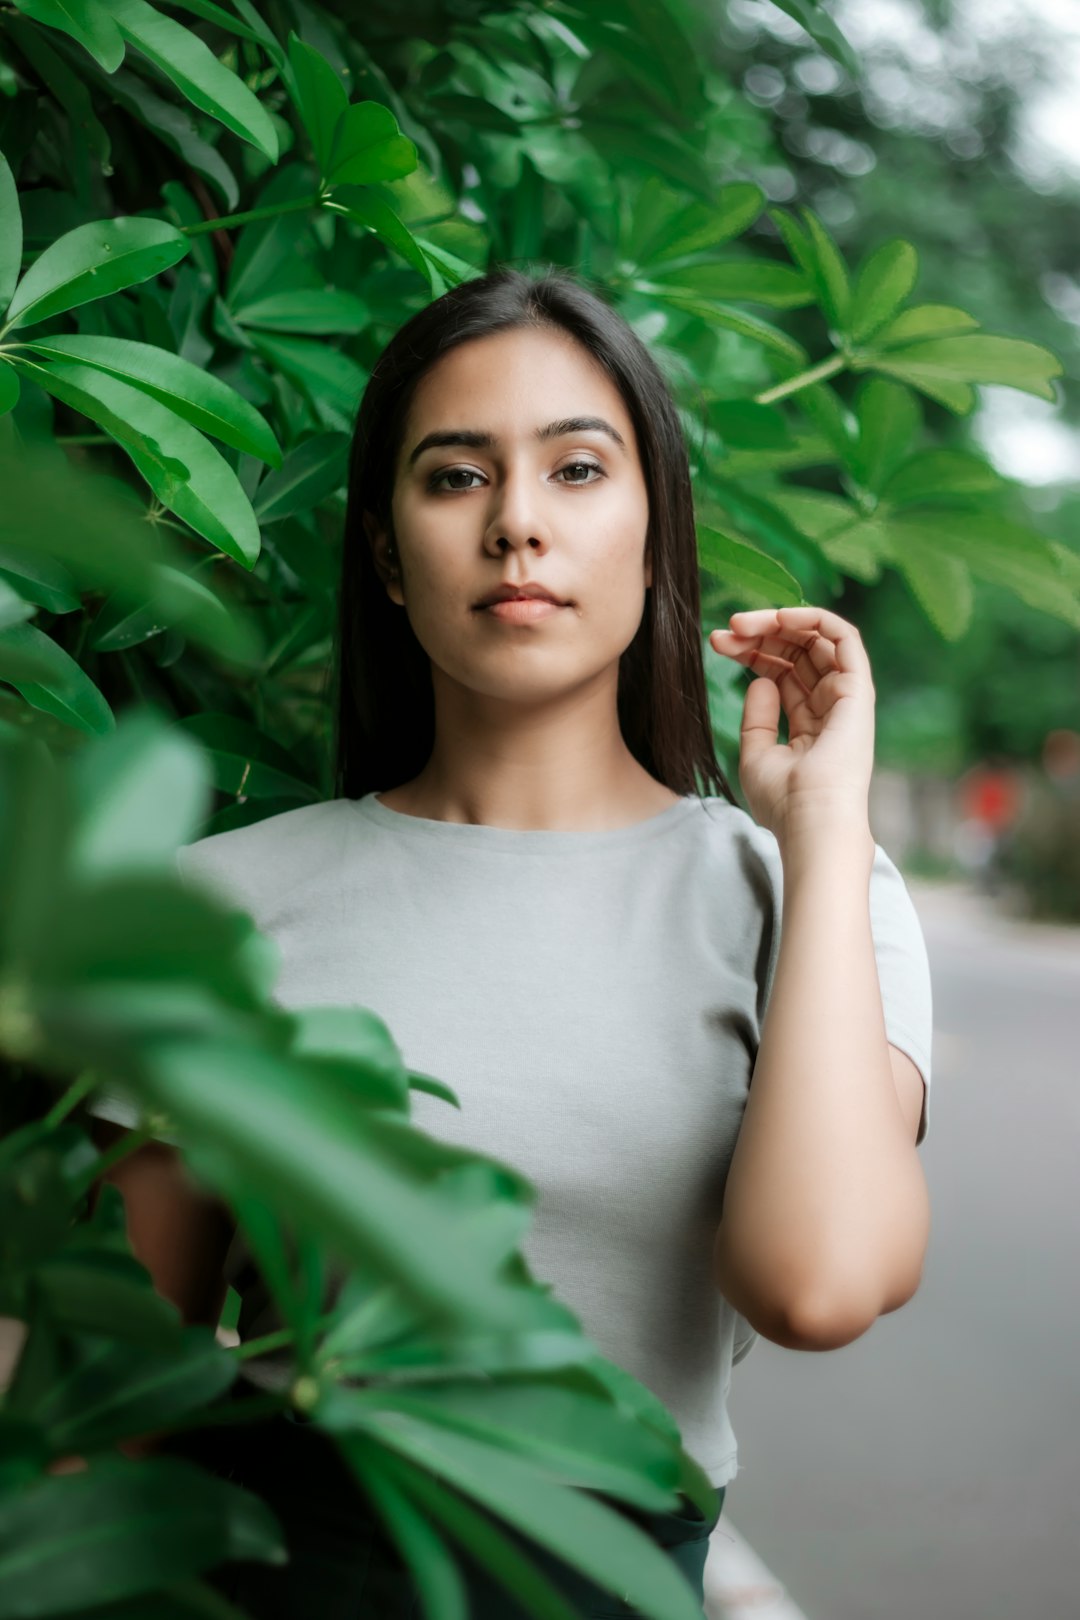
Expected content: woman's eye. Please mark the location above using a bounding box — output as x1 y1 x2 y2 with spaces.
428 460 604 493
558 460 604 484
430 468 482 492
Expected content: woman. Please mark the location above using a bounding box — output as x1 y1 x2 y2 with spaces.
91 265 933 1617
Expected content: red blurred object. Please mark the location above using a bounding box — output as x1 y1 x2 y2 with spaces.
958 763 1023 831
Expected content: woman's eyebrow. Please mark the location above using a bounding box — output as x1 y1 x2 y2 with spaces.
406 416 627 468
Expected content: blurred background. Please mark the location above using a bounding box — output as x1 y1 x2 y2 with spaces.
701 3 1079 1618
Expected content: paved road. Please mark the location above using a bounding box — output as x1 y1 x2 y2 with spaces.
705 878 1080 1620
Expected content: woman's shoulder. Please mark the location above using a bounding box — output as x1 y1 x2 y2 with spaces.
684 793 777 861
177 796 356 906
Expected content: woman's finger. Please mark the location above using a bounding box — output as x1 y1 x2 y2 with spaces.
736 605 868 677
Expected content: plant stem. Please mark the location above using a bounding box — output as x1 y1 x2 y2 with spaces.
179 194 324 238
42 1070 102 1129
70 1120 164 1197
754 352 846 406
232 1309 339 1361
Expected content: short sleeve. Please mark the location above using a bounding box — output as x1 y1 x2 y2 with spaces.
750 823 934 1146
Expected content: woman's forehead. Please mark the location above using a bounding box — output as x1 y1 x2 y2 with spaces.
399 330 636 470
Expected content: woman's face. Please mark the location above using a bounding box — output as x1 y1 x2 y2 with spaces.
365 325 652 709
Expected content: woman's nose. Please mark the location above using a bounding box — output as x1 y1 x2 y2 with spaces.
483 469 552 553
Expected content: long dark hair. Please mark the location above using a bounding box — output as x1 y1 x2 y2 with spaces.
331 264 738 808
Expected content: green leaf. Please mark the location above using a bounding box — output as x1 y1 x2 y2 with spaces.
32 1328 238 1458
708 476 840 582
135 1036 549 1339
870 367 975 415
851 377 922 492
0 1147 71 1275
337 1445 474 1620
173 711 318 800
70 709 213 879
247 332 367 428
326 101 418 187
696 524 806 606
4 216 189 330
766 0 861 76
880 521 974 639
865 333 1064 404
6 16 113 169
431 91 523 134
410 235 482 293
797 380 857 462
9 0 124 73
378 1442 609 1619
704 400 793 452
252 431 349 523
624 176 765 270
887 511 1080 630
0 363 18 416
105 62 240 213
335 1378 681 1511
89 591 174 653
12 354 181 478
94 563 260 667
848 239 919 343
232 286 369 334
800 206 851 331
0 440 262 667
287 31 349 177
328 188 435 288
35 1250 183 1344
148 0 271 53
97 0 278 160
13 357 261 566
0 151 22 314
0 577 34 629
406 1069 460 1108
225 200 317 311
881 449 1006 508
0 545 81 615
24 334 282 467
289 1006 411 1113
653 293 809 361
766 491 889 584
321 1404 705 1620
0 1455 286 1615
0 622 114 735
647 260 813 308
874 303 981 346
37 873 268 1004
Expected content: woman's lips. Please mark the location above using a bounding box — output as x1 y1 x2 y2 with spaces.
481 599 565 622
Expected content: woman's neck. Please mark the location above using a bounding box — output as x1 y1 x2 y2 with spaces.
380 771 683 829
379 663 683 831
377 755 681 832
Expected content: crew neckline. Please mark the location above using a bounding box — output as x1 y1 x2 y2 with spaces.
351 790 712 851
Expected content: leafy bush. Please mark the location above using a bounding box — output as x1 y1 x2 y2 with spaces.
0 1 1073 1614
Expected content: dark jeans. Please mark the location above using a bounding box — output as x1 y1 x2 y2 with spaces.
175 1391 726 1618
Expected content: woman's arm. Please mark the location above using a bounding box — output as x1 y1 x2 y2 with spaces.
70 1119 239 1464
88 1118 237 1331
713 816 931 1351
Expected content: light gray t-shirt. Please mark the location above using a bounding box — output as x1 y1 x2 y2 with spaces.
89 790 933 1486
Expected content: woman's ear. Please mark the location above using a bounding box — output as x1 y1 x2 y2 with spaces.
363 510 404 606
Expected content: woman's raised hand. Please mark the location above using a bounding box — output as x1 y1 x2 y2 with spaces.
709 605 876 844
